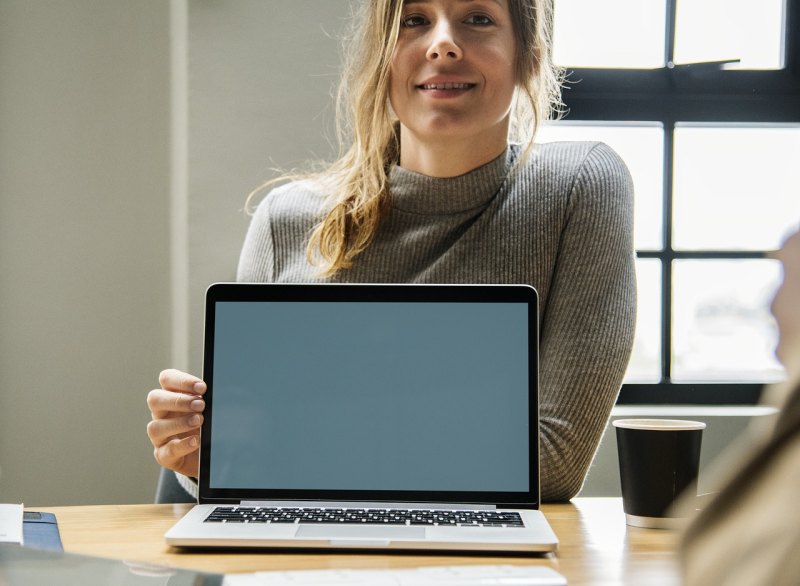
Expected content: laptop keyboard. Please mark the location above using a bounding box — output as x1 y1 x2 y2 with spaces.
204 506 524 527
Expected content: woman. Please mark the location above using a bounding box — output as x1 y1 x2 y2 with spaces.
147 0 636 502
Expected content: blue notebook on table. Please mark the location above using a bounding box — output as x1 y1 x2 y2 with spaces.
22 511 63 552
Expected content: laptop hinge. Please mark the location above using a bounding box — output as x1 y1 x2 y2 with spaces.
239 500 498 510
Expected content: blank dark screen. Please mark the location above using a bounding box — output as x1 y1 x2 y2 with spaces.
208 301 530 492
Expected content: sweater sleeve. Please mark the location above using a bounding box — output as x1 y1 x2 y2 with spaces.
538 142 637 501
176 472 199 500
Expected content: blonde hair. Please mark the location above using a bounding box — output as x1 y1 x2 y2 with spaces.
247 0 563 277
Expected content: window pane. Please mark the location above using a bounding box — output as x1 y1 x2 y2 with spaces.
552 0 666 69
674 0 785 69
673 125 800 251
672 260 784 383
625 259 662 383
537 122 664 250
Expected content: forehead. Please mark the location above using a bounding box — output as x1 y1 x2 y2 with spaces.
402 0 506 7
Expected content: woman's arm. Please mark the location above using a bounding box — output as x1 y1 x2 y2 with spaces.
538 142 637 501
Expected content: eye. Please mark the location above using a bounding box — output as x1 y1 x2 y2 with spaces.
401 14 428 28
464 14 494 26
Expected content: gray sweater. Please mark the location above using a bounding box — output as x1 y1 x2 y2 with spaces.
236 141 636 501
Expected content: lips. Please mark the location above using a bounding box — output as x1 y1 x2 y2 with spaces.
418 82 475 90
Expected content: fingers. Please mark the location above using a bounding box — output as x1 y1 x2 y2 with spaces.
147 388 205 419
158 368 207 395
153 436 200 477
148 369 206 476
147 409 203 477
147 411 204 447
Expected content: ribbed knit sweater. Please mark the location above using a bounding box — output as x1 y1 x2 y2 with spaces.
231 140 636 502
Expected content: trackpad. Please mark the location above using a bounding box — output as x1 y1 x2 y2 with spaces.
295 525 425 540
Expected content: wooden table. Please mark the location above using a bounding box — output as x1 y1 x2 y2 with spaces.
40 498 681 585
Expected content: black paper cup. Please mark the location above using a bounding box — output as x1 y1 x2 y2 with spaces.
613 419 705 529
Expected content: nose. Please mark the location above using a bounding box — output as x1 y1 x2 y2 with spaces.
426 22 463 61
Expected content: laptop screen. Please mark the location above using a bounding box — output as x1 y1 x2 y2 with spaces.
199 284 539 507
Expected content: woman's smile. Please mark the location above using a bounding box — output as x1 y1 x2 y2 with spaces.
416 77 478 97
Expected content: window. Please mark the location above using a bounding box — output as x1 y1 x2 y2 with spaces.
544 0 800 403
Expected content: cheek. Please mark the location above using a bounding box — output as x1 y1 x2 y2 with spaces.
483 47 517 92
389 49 411 97
390 41 415 78
773 284 800 354
388 61 402 105
387 72 402 115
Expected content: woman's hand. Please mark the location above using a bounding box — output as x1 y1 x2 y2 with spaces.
146 369 206 477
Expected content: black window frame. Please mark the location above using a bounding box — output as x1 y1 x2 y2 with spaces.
557 0 800 405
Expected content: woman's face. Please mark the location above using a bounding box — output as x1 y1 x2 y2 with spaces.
389 0 518 153
772 227 800 380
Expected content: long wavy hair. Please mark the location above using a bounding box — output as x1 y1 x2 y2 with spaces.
246 0 563 277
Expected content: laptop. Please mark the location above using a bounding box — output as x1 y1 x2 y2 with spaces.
165 283 558 553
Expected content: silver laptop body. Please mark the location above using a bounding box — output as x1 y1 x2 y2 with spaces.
165 283 558 553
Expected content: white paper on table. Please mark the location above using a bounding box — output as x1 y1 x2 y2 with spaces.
0 503 24 545
222 564 567 586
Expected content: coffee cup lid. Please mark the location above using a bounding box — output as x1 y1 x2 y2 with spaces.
612 418 706 431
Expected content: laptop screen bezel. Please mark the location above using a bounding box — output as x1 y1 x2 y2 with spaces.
197 283 540 509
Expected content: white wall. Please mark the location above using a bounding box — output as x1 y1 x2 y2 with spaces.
0 1 171 505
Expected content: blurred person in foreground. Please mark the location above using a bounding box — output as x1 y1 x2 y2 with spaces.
681 226 800 586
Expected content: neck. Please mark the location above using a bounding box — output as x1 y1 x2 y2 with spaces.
398 126 508 178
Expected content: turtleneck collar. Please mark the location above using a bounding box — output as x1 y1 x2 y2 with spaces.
389 145 519 215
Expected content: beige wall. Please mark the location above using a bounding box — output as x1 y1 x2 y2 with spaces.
184 0 348 374
0 1 171 505
0 0 349 506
